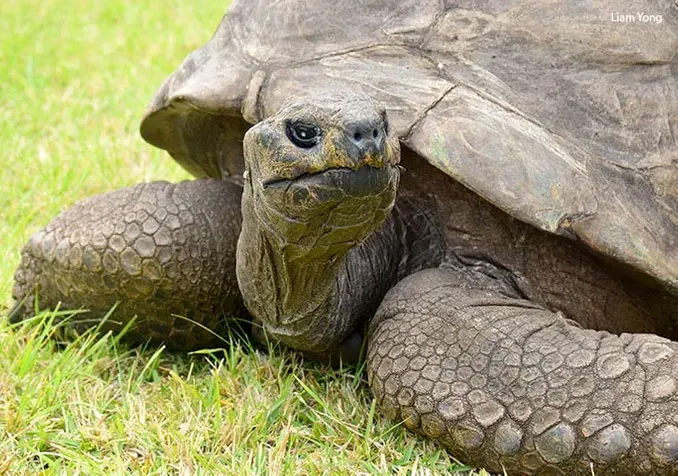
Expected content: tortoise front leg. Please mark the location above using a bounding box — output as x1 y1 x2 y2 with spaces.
368 268 678 475
10 179 245 350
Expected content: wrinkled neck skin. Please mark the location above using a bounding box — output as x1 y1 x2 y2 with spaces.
236 187 445 354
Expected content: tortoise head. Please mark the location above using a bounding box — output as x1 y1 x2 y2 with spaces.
236 92 401 349
240 91 401 256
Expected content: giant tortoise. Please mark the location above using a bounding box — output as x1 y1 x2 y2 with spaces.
10 1 678 474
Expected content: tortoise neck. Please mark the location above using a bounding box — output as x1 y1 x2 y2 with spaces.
236 189 445 353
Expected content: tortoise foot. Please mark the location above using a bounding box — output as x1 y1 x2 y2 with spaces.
368 268 678 475
11 179 245 350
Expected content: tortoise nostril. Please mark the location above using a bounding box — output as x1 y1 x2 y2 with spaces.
347 121 385 154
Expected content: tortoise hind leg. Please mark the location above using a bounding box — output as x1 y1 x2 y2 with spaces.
367 268 678 475
10 179 245 350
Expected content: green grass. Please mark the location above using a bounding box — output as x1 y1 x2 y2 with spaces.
0 1 486 473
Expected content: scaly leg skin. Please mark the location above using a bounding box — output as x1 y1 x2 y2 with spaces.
368 268 678 475
10 179 245 350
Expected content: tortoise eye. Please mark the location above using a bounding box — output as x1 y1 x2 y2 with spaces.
286 121 320 149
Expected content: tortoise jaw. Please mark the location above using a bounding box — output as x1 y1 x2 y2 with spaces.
248 163 399 251
262 164 400 200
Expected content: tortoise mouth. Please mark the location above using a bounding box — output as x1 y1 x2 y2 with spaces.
262 165 399 198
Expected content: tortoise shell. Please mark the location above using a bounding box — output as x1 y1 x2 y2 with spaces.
140 0 678 291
